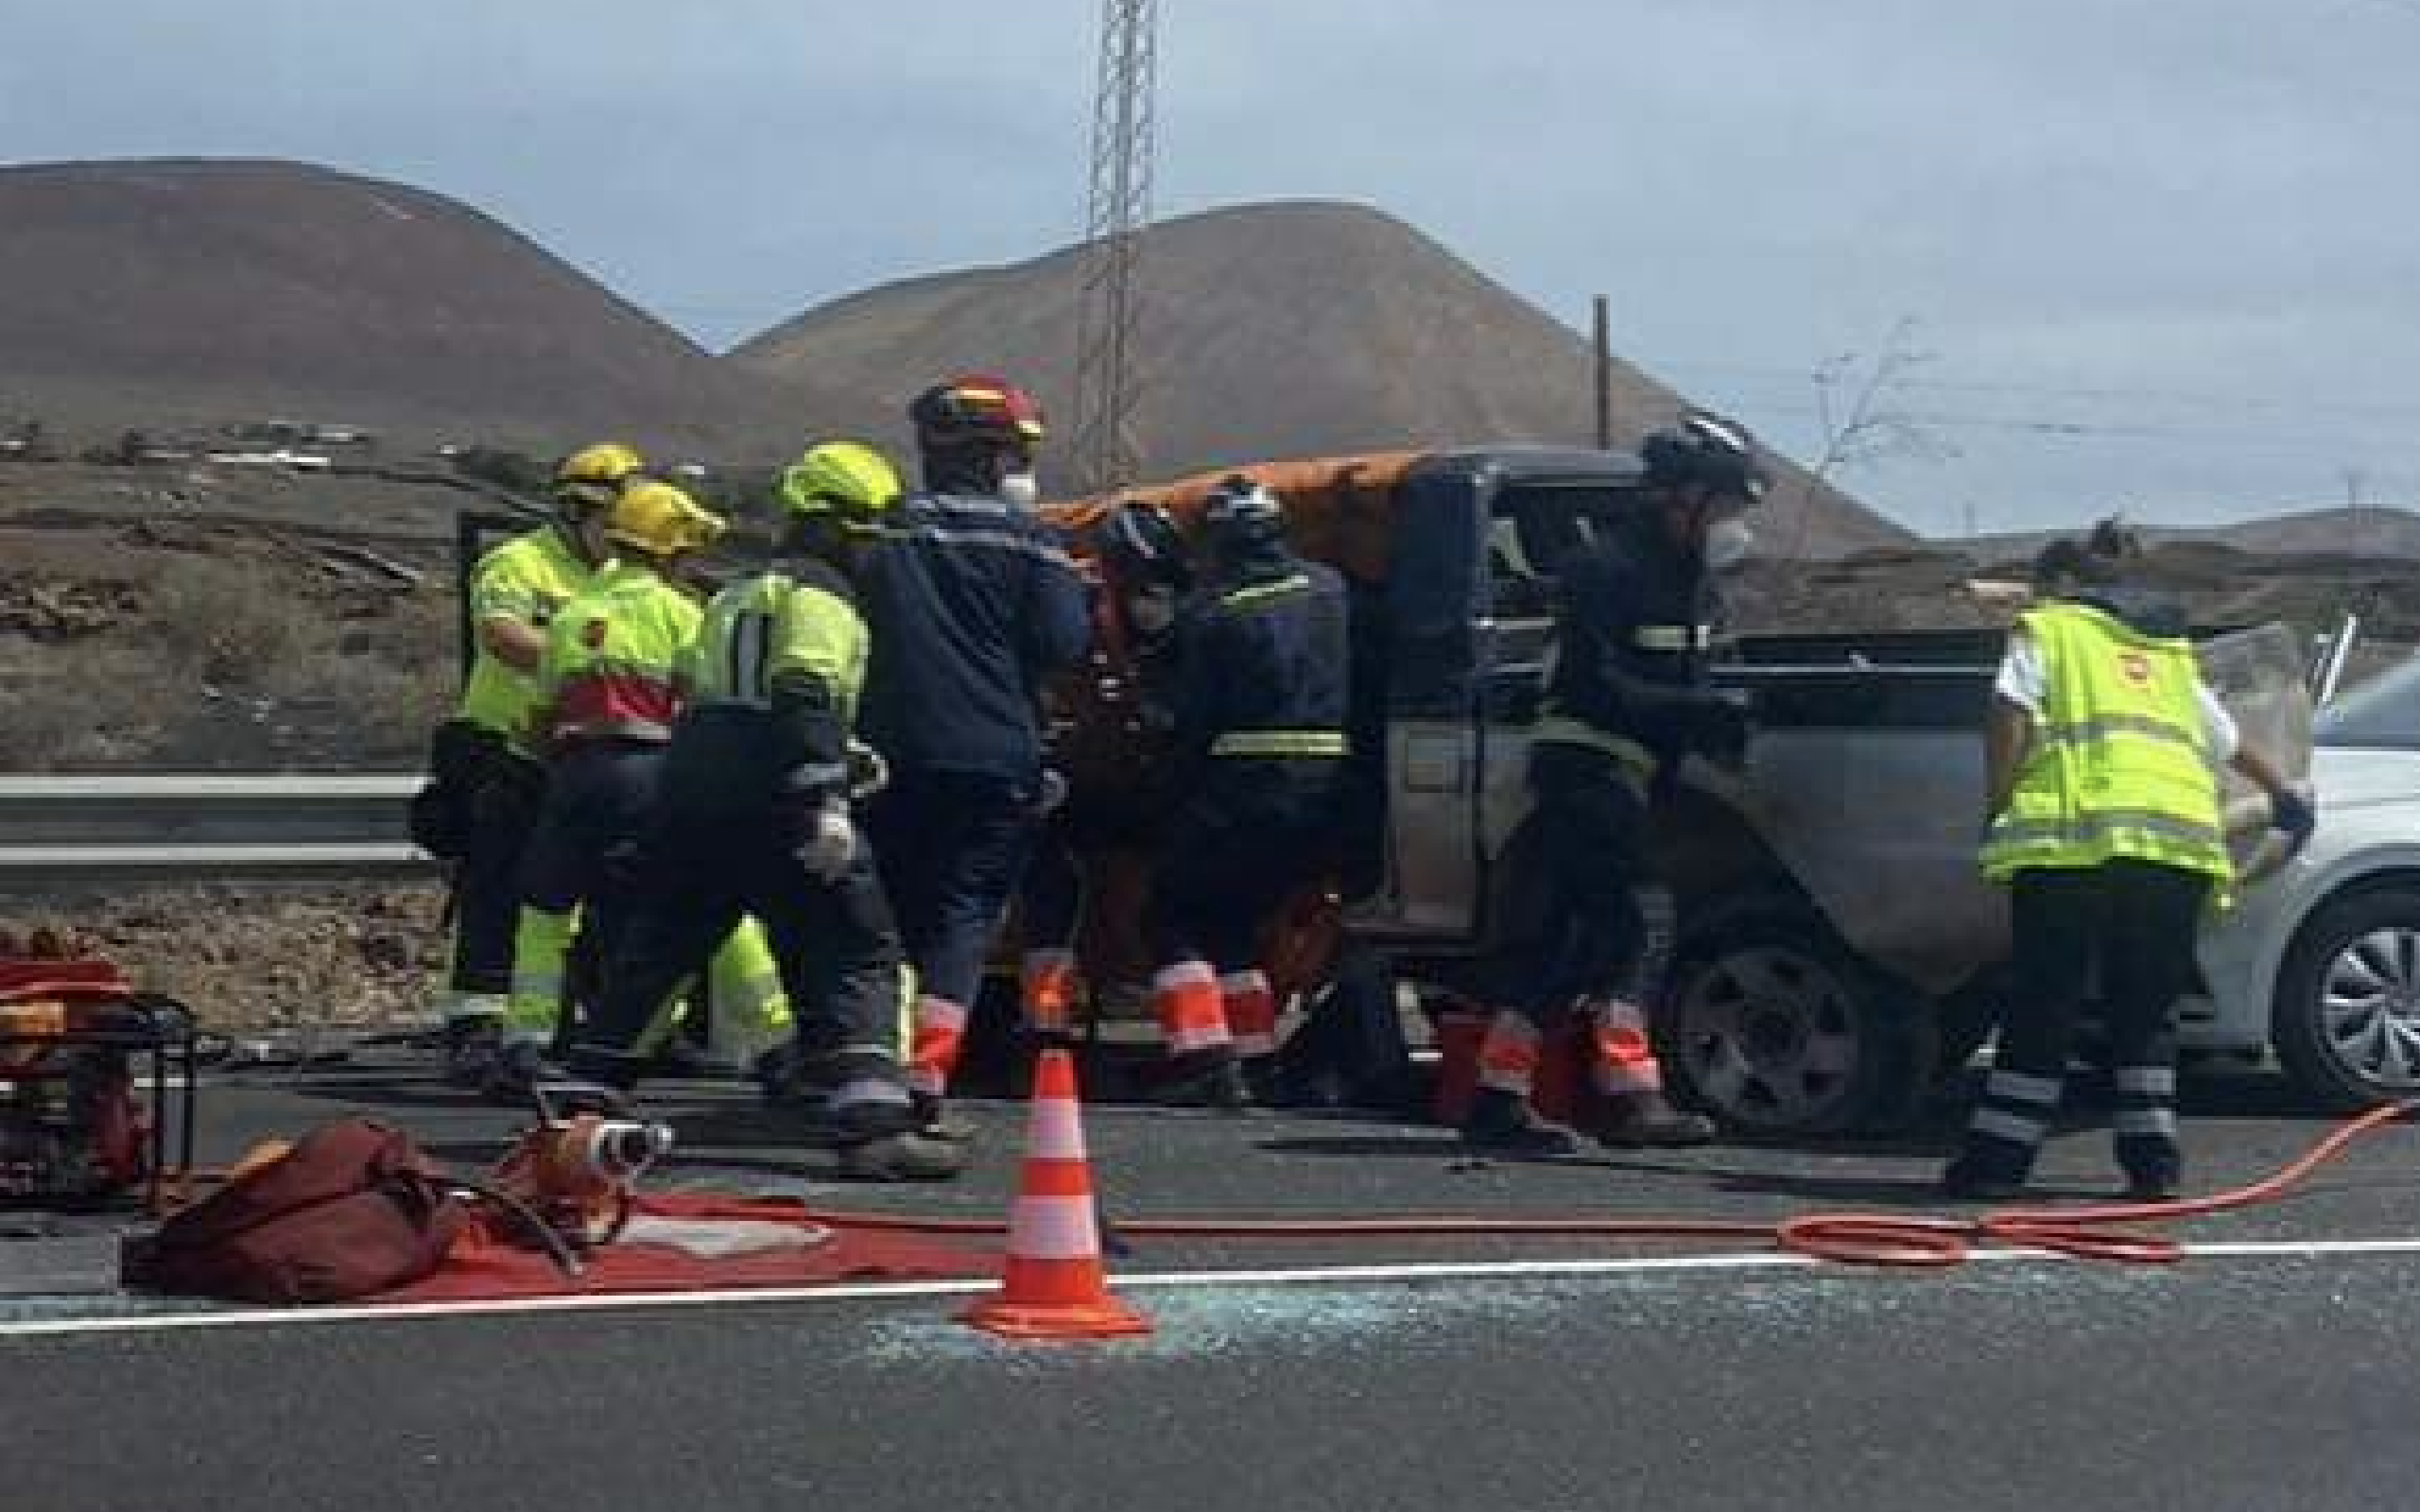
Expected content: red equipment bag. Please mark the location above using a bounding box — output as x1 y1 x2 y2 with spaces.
123 1119 467 1303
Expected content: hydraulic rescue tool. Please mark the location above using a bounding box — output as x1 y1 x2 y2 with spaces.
489 1080 674 1251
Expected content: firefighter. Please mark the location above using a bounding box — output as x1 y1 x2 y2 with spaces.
1141 475 1353 1108
496 480 789 1096
434 443 638 1087
566 442 959 1182
1945 519 2313 1200
1462 413 1765 1155
1016 500 1195 1040
858 375 1091 1133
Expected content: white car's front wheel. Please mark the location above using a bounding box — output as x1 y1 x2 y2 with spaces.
2273 885 2420 1109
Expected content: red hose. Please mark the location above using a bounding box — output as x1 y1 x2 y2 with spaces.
734 1098 2420 1270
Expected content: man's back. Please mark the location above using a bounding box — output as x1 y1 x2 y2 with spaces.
856 490 1089 779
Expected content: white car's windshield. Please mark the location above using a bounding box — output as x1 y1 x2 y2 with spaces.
2319 657 2420 749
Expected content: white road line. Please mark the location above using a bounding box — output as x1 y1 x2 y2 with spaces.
7 1233 2420 1339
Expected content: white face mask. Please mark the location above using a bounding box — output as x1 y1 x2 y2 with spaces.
1704 516 1755 572
998 472 1040 510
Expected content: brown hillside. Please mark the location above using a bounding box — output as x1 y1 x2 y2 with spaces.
733 200 1909 557
0 158 810 456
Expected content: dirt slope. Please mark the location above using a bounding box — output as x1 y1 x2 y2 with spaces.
732 199 1909 557
0 158 805 456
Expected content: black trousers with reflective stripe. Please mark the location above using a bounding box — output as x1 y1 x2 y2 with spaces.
519 738 662 912
1964 859 2210 1177
865 768 1041 1013
1496 746 1672 1024
1145 762 1340 970
578 731 908 1125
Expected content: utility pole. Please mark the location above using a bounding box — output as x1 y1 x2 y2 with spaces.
1591 295 1612 450
1071 0 1159 494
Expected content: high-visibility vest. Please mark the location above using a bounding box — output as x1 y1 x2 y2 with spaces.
1979 601 2232 892
536 559 700 746
684 570 869 718
682 568 871 789
457 525 592 751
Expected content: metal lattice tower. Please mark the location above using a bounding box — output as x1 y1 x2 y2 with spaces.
1071 0 1158 494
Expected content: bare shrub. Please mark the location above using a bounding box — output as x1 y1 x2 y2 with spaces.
0 651 172 769
149 557 314 689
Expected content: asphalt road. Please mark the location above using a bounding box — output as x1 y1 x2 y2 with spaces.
2 1056 2416 1512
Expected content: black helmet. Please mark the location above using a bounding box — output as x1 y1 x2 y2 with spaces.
1100 500 1191 593
1201 473 1286 552
1640 410 1769 504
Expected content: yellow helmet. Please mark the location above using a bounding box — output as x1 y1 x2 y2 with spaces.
606 479 723 558
554 441 647 511
779 440 902 534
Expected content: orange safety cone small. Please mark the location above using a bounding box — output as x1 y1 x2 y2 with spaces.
959 1046 1151 1342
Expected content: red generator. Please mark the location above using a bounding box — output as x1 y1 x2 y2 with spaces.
0 959 196 1209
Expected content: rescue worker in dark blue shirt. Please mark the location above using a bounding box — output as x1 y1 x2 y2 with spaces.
1464 413 1766 1155
1142 475 1354 1108
857 374 1092 1134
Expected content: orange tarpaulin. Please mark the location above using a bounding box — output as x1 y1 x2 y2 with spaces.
1049 450 1418 586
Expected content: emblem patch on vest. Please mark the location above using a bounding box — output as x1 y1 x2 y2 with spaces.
2118 650 2152 686
579 617 609 650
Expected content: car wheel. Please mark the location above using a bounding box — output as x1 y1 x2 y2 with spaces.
1664 899 1932 1137
2272 885 2420 1110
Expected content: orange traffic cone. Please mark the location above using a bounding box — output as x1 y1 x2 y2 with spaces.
959 1047 1151 1341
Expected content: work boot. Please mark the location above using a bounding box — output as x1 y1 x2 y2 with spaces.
441 1015 502 1090
2118 1156 2182 1203
1590 1091 1718 1149
1461 1089 1582 1158
910 1091 978 1144
836 1131 967 1182
1149 1051 1253 1111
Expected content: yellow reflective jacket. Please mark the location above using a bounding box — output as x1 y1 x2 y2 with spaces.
1979 600 2231 891
535 559 701 747
456 525 592 751
683 563 870 785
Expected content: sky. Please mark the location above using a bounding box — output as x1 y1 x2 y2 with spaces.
6 0 2420 536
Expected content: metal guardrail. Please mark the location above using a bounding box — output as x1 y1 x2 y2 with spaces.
0 776 434 885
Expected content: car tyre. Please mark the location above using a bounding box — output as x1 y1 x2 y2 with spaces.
2272 885 2420 1110
1663 896 1933 1137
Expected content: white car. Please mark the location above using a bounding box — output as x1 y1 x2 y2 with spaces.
2191 654 2420 1107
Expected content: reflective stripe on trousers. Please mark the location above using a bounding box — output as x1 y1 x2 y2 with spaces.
1221 970 1279 1058
908 995 969 1097
1152 959 1233 1057
1965 1066 2063 1148
1587 998 1663 1096
1478 1011 1541 1096
506 906 577 1046
2112 1063 2181 1144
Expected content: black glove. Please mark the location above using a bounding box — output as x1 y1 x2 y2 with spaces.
2269 788 2316 852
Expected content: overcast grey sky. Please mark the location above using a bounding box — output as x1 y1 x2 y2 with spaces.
7 0 2419 535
